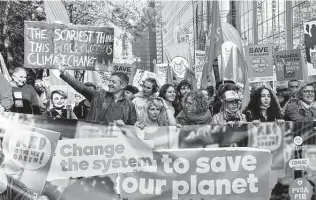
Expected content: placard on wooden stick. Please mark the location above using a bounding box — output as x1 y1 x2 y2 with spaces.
24 21 114 71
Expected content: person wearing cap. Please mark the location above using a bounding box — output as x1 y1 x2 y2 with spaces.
45 90 77 119
124 85 139 101
211 90 246 126
243 85 283 125
73 82 97 120
176 91 212 125
284 82 316 122
212 82 239 116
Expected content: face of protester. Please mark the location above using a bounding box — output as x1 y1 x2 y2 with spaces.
124 90 134 100
226 100 239 113
52 93 66 108
12 70 27 87
142 81 154 97
260 89 271 107
185 95 195 113
179 85 191 97
301 85 315 104
289 81 300 93
108 75 125 93
200 90 209 100
277 94 284 104
147 104 161 121
34 79 45 93
164 86 176 102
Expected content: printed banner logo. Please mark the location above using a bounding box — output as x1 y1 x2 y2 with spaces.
289 178 313 200
170 56 189 79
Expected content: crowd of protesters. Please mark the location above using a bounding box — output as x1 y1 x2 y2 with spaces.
1 67 316 200
1 67 316 128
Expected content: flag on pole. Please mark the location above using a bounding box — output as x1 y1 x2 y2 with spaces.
164 43 192 83
237 49 250 110
200 1 223 89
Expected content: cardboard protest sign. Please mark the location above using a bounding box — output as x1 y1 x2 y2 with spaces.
133 69 146 90
1 122 60 198
274 49 303 81
119 148 274 200
245 44 273 82
194 50 205 89
24 21 114 70
247 122 285 170
113 63 134 84
47 137 154 180
156 63 168 78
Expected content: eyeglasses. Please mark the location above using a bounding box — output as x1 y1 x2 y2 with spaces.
303 90 315 94
185 101 194 106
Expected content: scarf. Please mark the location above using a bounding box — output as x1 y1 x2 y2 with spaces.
299 100 312 110
177 110 212 125
222 101 243 121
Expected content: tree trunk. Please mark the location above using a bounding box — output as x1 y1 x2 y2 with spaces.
2 1 12 72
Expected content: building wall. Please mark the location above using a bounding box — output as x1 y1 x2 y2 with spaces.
160 1 232 64
237 0 316 54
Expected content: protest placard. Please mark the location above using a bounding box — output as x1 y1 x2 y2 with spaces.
1 122 60 198
133 69 146 90
194 50 204 89
274 49 303 81
247 122 285 170
245 44 273 82
119 148 274 200
156 63 168 79
47 137 154 180
24 21 114 70
113 63 134 84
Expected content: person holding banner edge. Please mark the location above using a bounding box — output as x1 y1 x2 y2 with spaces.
243 84 284 126
58 66 137 126
284 82 316 122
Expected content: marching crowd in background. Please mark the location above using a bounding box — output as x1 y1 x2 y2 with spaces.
1 66 316 128
1 67 316 199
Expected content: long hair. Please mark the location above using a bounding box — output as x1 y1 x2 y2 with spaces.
244 85 281 121
182 91 208 115
142 98 168 126
159 84 176 101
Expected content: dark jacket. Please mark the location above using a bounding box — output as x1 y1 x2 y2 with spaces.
284 100 316 122
60 72 137 125
11 84 41 115
212 97 222 115
73 100 90 120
